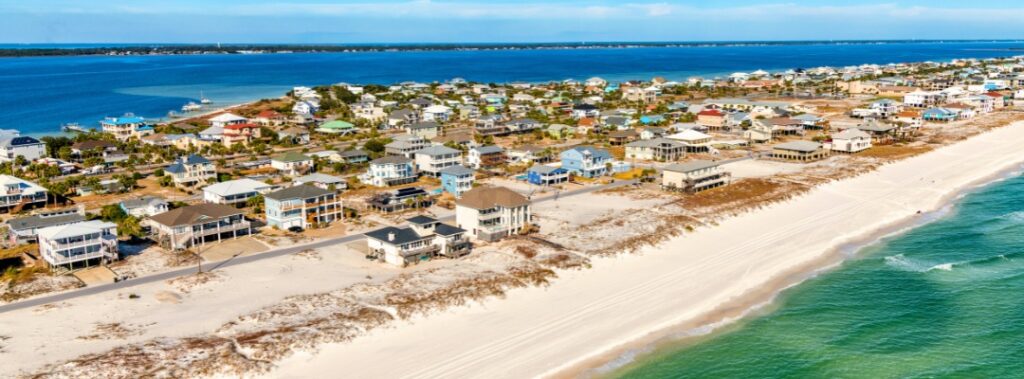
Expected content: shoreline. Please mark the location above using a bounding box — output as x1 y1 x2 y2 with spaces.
571 159 1024 378
260 121 1024 378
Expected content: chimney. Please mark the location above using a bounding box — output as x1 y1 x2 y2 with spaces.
388 232 395 242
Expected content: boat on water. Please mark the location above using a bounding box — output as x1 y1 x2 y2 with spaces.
200 91 212 104
61 123 89 133
182 101 202 112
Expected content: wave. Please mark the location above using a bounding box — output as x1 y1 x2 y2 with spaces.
884 251 1024 273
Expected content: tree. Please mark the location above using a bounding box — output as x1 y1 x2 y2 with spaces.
117 216 144 238
100 204 128 222
246 194 265 214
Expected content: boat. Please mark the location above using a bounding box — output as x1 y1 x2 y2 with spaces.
200 91 212 104
167 111 182 119
182 101 202 112
61 123 89 133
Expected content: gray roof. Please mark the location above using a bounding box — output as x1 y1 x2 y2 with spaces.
409 121 440 130
528 165 567 174
415 145 461 157
832 128 870 139
7 212 85 232
120 195 167 210
664 160 721 173
265 184 333 201
626 138 685 148
773 141 823 152
364 226 425 245
340 149 369 158
293 173 345 185
473 145 504 154
371 155 413 165
439 165 475 177
0 136 42 148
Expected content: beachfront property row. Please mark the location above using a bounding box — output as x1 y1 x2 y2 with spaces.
364 186 533 266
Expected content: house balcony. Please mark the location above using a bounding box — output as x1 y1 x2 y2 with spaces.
46 249 117 266
399 244 441 258
191 220 251 238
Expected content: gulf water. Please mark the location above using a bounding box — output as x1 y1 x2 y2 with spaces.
611 172 1024 378
2 41 1024 136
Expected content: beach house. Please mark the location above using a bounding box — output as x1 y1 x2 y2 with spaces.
466 145 505 169
209 113 248 128
661 160 731 193
625 138 687 161
293 173 347 191
607 130 639 146
147 203 252 250
0 136 46 163
421 105 453 122
367 156 417 187
527 165 569 186
119 196 169 218
316 120 357 135
202 178 276 206
560 146 611 178
221 123 262 147
0 175 47 213
37 220 119 269
696 109 726 129
100 113 148 141
7 208 86 245
364 215 470 267
385 134 429 158
439 165 475 198
165 154 216 188
271 152 313 176
387 109 419 129
407 121 442 139
771 141 830 162
414 145 462 177
264 184 342 230
830 128 872 153
455 186 532 242
922 107 958 122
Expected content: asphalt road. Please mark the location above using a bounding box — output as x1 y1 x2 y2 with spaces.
0 178 636 314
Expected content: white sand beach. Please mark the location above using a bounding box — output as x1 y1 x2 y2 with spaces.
261 121 1024 378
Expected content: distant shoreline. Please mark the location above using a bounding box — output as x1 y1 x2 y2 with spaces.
3 39 1024 58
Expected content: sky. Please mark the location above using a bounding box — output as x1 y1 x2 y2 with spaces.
3 1 1024 44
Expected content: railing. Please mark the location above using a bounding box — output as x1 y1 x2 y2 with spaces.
45 249 115 265
45 234 116 251
400 244 441 257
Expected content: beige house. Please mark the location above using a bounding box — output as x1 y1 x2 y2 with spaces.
661 160 731 193
830 128 872 153
771 141 830 161
455 186 532 242
625 138 686 161
147 203 252 250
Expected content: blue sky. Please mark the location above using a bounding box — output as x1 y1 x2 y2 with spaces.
3 1 1024 43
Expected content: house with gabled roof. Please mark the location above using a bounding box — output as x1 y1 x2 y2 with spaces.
771 141 830 162
560 146 611 178
365 215 470 266
625 138 686 161
203 178 277 206
271 152 313 176
265 184 342 230
414 145 462 177
165 154 216 188
147 203 251 250
662 160 730 193
455 186 532 242
38 220 118 269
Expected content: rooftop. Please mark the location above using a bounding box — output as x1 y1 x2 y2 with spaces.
456 186 530 210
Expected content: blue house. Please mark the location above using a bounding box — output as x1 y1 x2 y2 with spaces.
560 146 612 178
439 165 475 198
640 115 665 125
922 107 957 122
527 165 569 186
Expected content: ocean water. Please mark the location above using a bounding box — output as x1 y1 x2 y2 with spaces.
611 172 1024 378
1 41 1023 136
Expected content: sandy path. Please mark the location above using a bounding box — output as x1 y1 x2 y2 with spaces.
264 122 1024 379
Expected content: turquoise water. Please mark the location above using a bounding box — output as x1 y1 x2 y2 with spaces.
612 173 1024 378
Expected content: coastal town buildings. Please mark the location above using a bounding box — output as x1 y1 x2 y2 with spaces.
830 128 873 153
7 208 85 245
203 178 276 206
466 145 506 169
271 152 313 176
625 138 686 161
771 141 830 162
439 165 475 198
364 215 470 266
37 220 119 269
0 175 47 213
367 156 417 187
100 113 152 141
264 184 342 230
147 203 252 250
661 160 731 193
0 136 46 163
165 154 216 188
560 146 612 178
455 186 532 242
527 165 569 186
414 145 462 177
119 196 169 218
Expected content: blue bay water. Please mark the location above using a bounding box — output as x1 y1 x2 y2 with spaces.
1 41 1023 136
611 172 1024 378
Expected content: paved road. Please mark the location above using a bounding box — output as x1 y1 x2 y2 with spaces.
0 178 635 314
